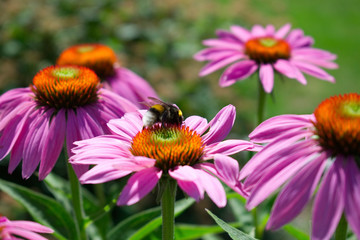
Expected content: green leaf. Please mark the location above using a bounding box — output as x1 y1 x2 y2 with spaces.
175 222 242 240
206 209 257 240
283 225 310 240
0 178 77 240
108 198 195 240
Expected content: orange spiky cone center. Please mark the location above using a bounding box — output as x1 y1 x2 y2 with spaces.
56 44 118 78
31 66 100 109
314 93 360 156
245 37 291 64
130 125 204 171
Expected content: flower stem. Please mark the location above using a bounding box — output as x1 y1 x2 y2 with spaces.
257 79 267 125
161 178 177 240
335 214 347 240
67 162 87 240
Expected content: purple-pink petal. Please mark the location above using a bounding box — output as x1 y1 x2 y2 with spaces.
274 23 291 38
344 157 360 239
177 179 204 202
251 24 266 37
312 157 346 240
213 154 239 186
7 220 53 233
169 165 198 181
292 60 335 82
79 163 133 184
201 105 235 145
204 140 254 159
3 227 50 240
199 54 245 77
273 60 307 85
267 153 327 229
230 25 251 42
117 167 162 206
107 112 143 140
194 48 239 61
202 39 242 49
184 116 208 134
219 60 258 87
259 64 274 93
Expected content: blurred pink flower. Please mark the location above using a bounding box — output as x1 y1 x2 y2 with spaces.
194 23 337 93
0 216 53 240
70 105 259 207
57 43 158 107
241 93 360 240
0 66 138 180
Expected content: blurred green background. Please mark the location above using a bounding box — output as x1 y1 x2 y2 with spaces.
0 0 359 239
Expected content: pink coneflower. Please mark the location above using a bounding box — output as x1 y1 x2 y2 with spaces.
194 23 337 93
0 215 53 240
70 105 258 207
240 93 360 239
56 43 158 107
0 65 138 180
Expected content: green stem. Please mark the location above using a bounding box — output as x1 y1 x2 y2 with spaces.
161 178 177 240
335 214 348 240
67 163 87 240
257 79 267 125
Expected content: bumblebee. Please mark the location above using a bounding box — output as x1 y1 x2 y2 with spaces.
142 97 184 127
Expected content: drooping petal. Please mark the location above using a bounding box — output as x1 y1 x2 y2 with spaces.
177 179 204 202
249 114 314 143
79 163 133 184
292 60 335 82
38 109 66 180
202 39 243 49
194 48 241 61
246 149 318 209
3 227 50 240
273 60 307 85
204 140 254 159
267 154 327 229
343 157 360 239
117 167 162 206
107 111 143 140
199 54 246 77
98 89 139 116
213 154 239 186
104 67 158 106
312 157 346 240
169 165 198 181
7 221 53 233
219 60 258 87
259 64 274 93
202 105 235 145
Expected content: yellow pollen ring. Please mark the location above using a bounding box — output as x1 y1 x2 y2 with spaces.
31 65 100 109
130 125 204 171
56 43 118 78
314 93 360 156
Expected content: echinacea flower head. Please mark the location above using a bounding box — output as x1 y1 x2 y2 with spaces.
70 105 258 207
0 215 53 240
194 23 338 93
0 65 138 180
56 43 158 107
240 93 360 240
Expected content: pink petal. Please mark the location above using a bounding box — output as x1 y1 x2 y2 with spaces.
249 114 314 143
292 60 335 82
196 168 227 207
107 112 143 140
194 48 240 61
112 157 156 171
273 60 307 85
344 157 360 239
312 157 346 240
169 165 197 181
4 227 50 240
251 24 266 37
199 54 245 77
259 64 274 93
214 154 239 186
204 140 254 159
7 221 53 233
105 67 158 106
245 149 316 209
219 60 258 87
230 25 251 42
292 48 337 61
274 23 291 38
184 116 208 135
201 105 235 145
117 167 162 206
265 24 275 35
79 163 132 184
177 179 204 202
98 89 139 116
267 154 326 229
39 109 66 180
202 39 242 49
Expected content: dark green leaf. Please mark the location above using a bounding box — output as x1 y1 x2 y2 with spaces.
206 209 257 240
0 178 76 240
175 222 241 240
